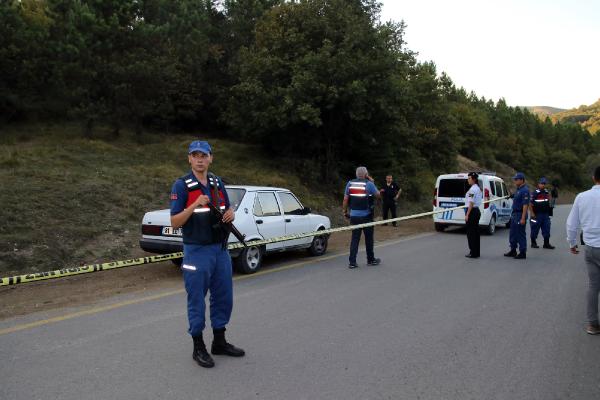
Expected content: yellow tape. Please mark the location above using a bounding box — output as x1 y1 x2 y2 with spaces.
0 197 507 286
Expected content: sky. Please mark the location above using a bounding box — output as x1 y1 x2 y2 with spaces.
379 0 600 109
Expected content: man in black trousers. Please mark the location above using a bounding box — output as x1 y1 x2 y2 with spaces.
380 174 401 226
465 172 482 258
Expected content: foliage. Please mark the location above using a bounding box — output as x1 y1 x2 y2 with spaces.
1 0 599 198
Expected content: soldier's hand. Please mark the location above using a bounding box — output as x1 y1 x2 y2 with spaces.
193 195 210 207
222 208 235 223
520 218 526 225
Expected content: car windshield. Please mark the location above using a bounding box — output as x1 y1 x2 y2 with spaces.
438 179 469 198
225 188 246 211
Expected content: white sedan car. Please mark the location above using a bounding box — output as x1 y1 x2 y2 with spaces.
140 185 331 273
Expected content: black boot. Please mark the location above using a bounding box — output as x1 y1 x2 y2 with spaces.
514 252 527 259
531 239 539 248
192 335 215 368
504 249 517 257
543 238 555 249
211 327 245 357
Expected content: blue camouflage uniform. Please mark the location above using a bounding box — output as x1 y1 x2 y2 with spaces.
171 165 233 338
530 187 551 241
510 183 530 253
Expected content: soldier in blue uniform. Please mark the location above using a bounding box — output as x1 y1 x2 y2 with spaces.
342 166 381 268
530 177 555 249
504 172 530 259
170 140 245 368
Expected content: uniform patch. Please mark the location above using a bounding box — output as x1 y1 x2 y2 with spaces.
469 193 474 197
170 193 178 200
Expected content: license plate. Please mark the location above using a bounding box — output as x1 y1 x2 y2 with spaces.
162 227 182 236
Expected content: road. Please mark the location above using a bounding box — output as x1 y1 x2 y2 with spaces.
1 205 599 400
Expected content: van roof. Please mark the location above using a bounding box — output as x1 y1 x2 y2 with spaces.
436 173 503 181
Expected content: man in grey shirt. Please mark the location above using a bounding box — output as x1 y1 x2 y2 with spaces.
566 166 600 335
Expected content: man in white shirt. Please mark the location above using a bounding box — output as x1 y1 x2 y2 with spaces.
566 166 600 335
464 172 483 258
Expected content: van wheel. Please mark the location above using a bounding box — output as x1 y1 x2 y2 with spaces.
235 243 264 274
308 232 328 256
172 258 183 267
486 216 496 235
434 223 446 232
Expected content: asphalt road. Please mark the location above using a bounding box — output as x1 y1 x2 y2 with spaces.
1 205 599 400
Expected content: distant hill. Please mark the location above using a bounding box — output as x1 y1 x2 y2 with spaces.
551 99 600 135
524 106 567 117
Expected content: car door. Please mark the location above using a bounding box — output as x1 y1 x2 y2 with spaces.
253 191 286 251
499 182 512 224
277 191 312 248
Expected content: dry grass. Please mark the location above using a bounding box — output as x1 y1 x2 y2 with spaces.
0 123 333 275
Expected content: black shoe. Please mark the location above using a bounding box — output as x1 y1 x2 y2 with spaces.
211 328 245 357
514 252 526 259
543 240 555 249
211 342 246 357
465 254 480 258
504 250 517 257
392 223 397 227
367 258 381 266
531 240 539 248
192 336 215 368
348 262 358 269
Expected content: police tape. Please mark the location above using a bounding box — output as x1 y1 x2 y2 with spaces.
0 197 508 286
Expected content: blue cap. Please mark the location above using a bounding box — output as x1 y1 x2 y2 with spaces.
188 140 211 155
512 172 525 180
538 177 547 184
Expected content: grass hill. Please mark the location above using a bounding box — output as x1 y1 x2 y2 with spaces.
0 123 338 276
551 99 600 135
524 106 566 117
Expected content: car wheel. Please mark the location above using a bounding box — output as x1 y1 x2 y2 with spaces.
308 232 328 256
486 215 496 235
434 223 446 232
235 243 264 274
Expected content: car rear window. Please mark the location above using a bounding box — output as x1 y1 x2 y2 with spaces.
438 179 469 198
225 188 246 211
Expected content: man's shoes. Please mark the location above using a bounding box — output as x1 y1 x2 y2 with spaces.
531 240 539 248
192 335 215 368
514 252 526 259
465 254 480 258
543 240 555 249
367 258 381 266
348 262 358 269
212 328 245 357
586 323 600 335
212 342 246 357
392 223 397 227
504 250 517 257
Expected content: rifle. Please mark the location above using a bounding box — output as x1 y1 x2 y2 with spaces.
206 172 247 248
206 201 248 248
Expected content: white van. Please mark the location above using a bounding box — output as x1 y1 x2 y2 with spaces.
432 173 513 235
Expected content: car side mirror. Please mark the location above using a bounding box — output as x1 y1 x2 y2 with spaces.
302 207 311 215
509 193 514 199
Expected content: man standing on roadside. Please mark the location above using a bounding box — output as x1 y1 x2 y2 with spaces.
530 177 555 249
170 140 245 368
464 172 482 259
566 166 600 335
380 174 401 226
343 166 381 269
504 172 529 259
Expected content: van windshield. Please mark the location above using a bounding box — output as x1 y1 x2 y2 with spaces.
438 179 469 198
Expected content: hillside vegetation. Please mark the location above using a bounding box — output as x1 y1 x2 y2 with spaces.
0 124 337 276
524 106 566 117
551 99 600 135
